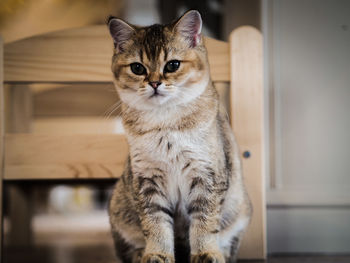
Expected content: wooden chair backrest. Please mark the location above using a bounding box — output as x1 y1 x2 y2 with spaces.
0 25 265 259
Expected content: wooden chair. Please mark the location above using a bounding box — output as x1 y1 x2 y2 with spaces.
0 25 265 259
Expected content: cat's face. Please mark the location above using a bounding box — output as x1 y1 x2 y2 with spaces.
108 10 209 110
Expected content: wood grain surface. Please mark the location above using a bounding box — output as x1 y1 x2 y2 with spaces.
4 134 128 180
230 26 266 259
4 26 229 83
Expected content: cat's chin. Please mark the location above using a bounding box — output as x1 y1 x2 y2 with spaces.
146 95 172 106
121 95 174 111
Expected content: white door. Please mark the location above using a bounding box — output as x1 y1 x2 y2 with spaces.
263 0 350 253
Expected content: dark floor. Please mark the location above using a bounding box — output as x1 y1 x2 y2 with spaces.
3 245 350 263
264 255 350 263
3 213 350 263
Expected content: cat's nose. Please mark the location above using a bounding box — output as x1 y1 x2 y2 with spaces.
149 81 162 89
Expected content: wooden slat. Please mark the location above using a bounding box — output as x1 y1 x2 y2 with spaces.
4 25 229 83
32 117 124 134
33 84 119 117
0 35 4 258
8 84 34 246
204 38 230 81
9 86 33 132
229 26 266 259
8 186 33 246
4 134 128 180
6 164 124 180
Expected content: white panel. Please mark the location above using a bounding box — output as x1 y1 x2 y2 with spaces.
265 0 350 253
272 0 350 192
267 208 350 254
267 189 350 206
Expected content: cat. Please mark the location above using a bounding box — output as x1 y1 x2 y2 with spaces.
107 10 252 263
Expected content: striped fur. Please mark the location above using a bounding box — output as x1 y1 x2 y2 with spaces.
108 10 252 263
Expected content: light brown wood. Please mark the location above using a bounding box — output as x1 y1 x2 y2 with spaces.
229 26 266 259
203 38 230 81
9 85 33 132
1 0 124 43
0 35 4 258
32 117 124 134
7 84 34 246
4 134 128 180
32 84 119 117
4 26 229 83
5 163 124 180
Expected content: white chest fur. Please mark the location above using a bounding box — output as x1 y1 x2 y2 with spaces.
128 129 212 208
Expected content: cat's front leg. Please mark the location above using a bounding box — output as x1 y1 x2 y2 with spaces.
187 169 226 263
135 173 175 263
189 211 225 263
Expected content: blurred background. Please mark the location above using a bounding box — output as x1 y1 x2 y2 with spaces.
1 0 350 262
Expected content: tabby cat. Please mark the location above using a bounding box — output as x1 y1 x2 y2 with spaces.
107 10 252 263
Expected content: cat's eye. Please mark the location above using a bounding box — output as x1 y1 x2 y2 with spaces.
164 60 180 73
130 63 146 75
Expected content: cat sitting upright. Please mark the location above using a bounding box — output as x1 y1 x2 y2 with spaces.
107 10 252 263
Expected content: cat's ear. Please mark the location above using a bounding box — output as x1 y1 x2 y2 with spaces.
107 16 135 52
173 10 202 48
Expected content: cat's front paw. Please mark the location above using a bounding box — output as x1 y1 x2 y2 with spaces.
142 253 175 263
191 251 225 263
132 248 144 263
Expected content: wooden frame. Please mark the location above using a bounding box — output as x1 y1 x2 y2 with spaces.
1 25 265 259
230 26 266 259
4 26 229 83
0 36 4 259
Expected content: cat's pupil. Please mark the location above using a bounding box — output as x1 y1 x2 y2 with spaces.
164 60 180 73
130 63 146 75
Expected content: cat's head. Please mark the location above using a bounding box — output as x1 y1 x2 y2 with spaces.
107 10 210 110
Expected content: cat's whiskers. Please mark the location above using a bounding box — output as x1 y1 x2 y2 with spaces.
124 95 149 111
161 85 177 97
102 100 120 117
138 89 150 96
102 100 123 120
164 84 177 90
94 99 122 135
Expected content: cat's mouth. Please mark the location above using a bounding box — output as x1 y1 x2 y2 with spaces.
149 91 164 98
